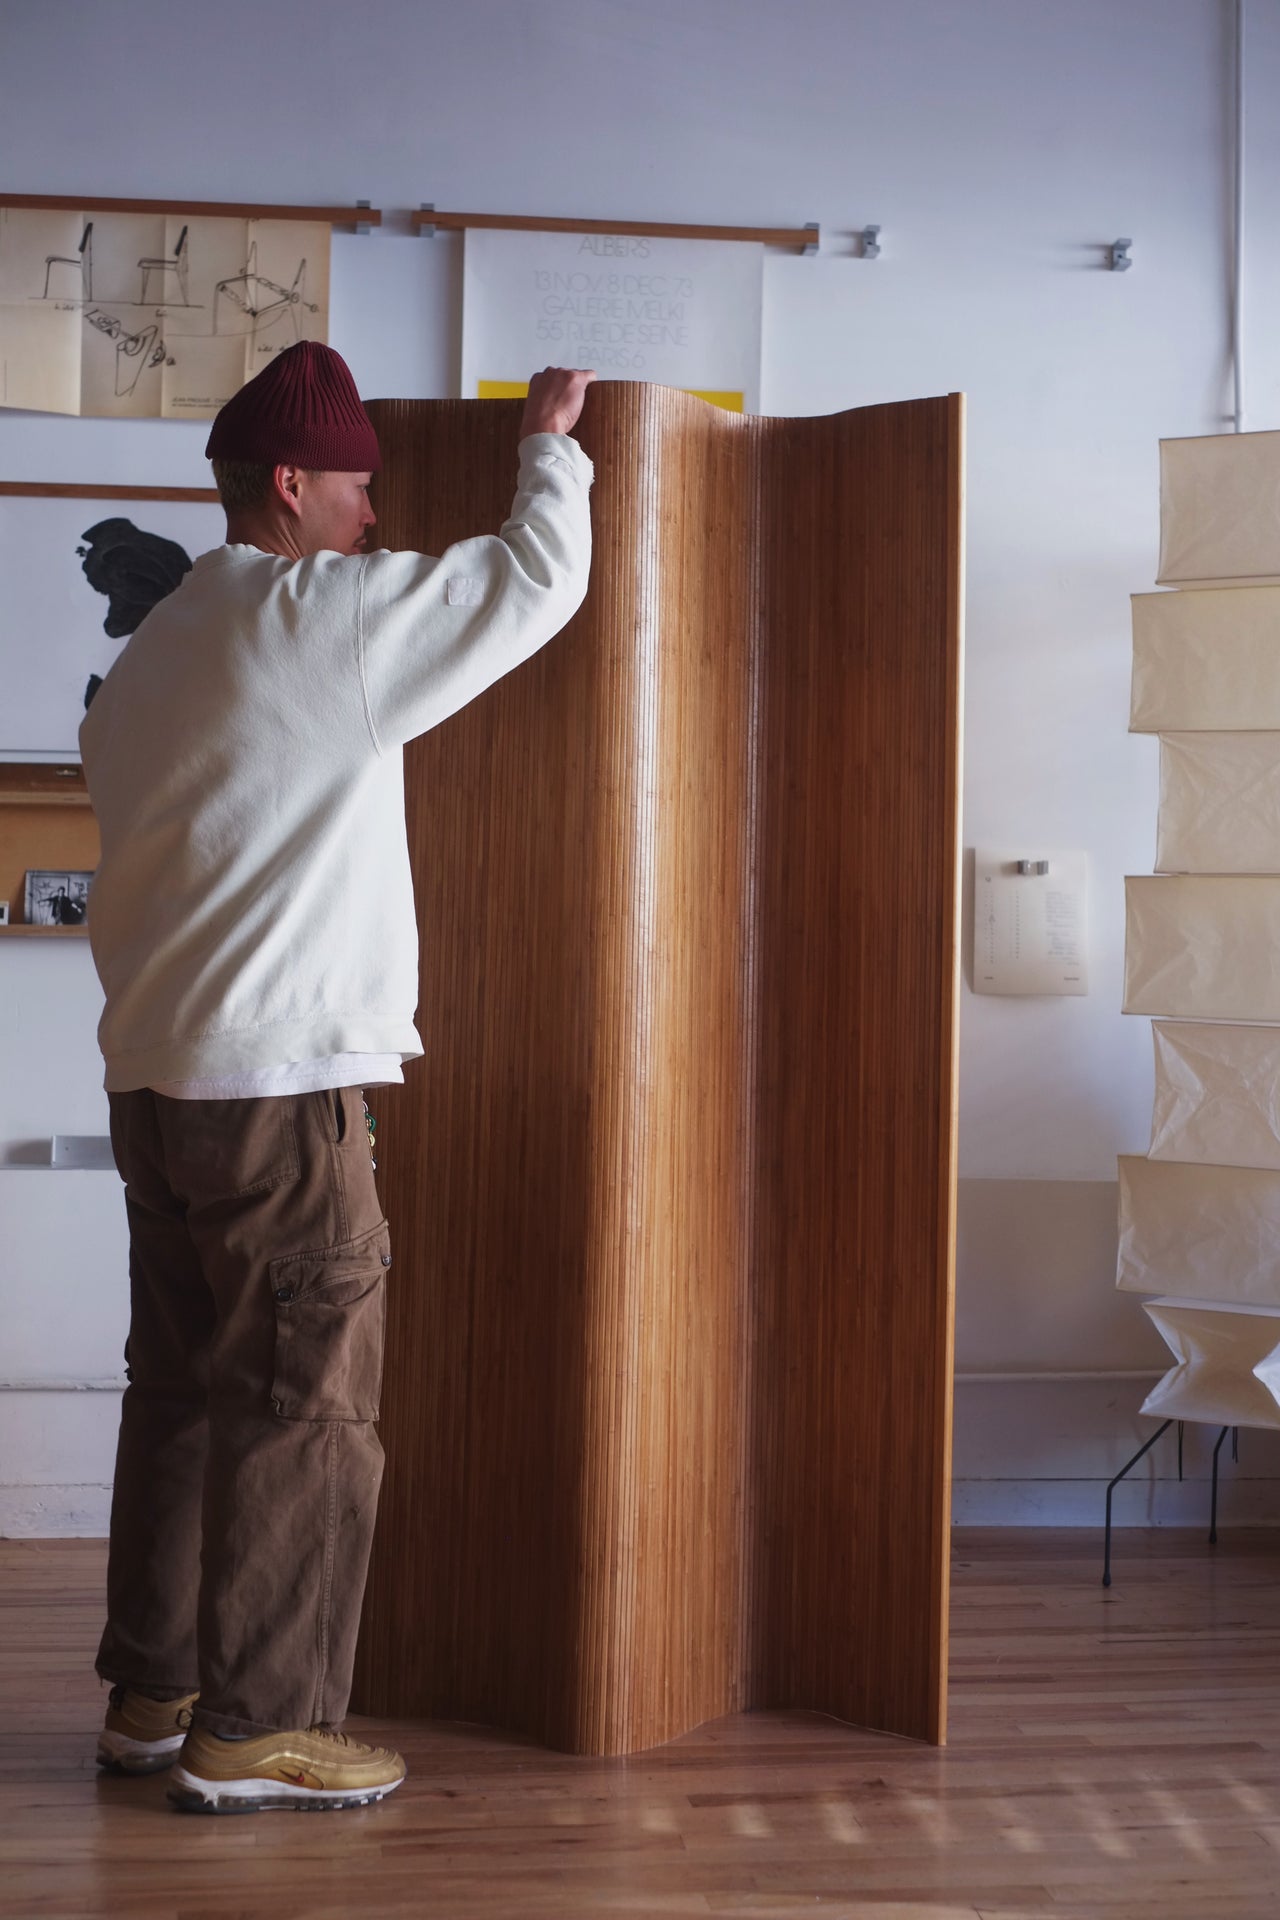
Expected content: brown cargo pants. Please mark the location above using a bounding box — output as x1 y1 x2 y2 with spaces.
96 1085 390 1736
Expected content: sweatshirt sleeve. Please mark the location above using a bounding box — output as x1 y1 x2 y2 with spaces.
356 432 593 750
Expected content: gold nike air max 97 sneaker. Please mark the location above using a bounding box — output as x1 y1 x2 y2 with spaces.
168 1725 405 1813
96 1686 198 1773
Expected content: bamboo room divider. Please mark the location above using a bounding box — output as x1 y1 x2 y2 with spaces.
351 384 963 1756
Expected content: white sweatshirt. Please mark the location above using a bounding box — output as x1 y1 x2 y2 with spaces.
79 432 593 1092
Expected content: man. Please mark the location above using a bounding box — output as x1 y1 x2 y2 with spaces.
81 343 595 1813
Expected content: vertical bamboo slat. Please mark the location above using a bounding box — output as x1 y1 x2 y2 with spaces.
351 384 961 1755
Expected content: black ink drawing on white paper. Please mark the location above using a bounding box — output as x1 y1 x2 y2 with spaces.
6 206 330 417
83 309 170 397
42 221 94 300
214 242 319 345
0 491 222 760
137 224 190 306
77 518 194 708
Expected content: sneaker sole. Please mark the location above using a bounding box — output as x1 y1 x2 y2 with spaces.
97 1730 186 1774
167 1765 403 1814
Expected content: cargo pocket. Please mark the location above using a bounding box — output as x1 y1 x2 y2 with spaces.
268 1219 392 1422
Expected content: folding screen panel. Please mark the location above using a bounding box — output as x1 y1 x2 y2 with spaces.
351 385 963 1756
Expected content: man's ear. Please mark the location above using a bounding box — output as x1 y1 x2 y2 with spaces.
272 464 305 518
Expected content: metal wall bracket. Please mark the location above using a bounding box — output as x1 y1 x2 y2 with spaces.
354 199 373 237
419 202 437 237
802 222 820 256
859 224 881 260
1110 237 1132 272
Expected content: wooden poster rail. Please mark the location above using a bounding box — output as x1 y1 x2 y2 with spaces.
1 194 381 230
0 483 219 502
414 207 820 251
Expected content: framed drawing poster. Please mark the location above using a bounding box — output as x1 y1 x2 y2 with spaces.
0 482 222 762
0 206 331 419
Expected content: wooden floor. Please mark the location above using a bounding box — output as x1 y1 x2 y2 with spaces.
3 1530 1280 1918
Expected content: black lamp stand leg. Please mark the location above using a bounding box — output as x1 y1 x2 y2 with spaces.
1103 1420 1174 1588
1209 1425 1231 1546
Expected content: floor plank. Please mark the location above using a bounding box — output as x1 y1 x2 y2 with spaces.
2 1530 1279 1916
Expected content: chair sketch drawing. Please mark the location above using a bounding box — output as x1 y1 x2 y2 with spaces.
214 243 318 342
137 224 189 306
43 223 93 300
113 322 163 397
84 308 166 398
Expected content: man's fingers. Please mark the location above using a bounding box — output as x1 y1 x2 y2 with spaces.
520 366 598 437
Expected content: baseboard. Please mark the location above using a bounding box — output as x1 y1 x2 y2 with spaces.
8 1381 1280 1536
6 1474 1279 1538
953 1373 1280 1525
0 1484 112 1537
952 1476 1280 1526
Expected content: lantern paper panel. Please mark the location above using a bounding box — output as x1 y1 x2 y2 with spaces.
1131 586 1280 734
1118 1155 1280 1305
1124 875 1280 1021
1150 1020 1280 1170
1140 1297 1280 1429
1158 431 1280 587
1157 731 1280 873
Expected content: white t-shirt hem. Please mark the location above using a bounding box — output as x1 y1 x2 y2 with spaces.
149 1052 405 1101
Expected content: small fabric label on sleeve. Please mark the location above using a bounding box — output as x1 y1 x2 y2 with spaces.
446 576 485 608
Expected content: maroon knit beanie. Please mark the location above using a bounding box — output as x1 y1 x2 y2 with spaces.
204 342 380 472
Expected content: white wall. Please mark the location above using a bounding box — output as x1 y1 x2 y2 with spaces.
4 0 1278 1531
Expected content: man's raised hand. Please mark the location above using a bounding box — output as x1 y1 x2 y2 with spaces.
520 367 597 439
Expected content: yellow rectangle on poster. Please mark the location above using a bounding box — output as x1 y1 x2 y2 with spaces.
687 390 744 413
477 380 744 414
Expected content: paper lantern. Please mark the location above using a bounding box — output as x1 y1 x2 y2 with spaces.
1120 432 1280 1455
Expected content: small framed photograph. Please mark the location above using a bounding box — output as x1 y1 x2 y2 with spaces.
24 869 92 928
0 900 9 924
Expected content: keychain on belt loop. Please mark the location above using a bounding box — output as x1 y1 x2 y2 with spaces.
363 1098 377 1170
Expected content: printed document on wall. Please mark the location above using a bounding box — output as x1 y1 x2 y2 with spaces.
0 206 330 420
972 850 1089 995
461 228 762 412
